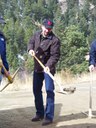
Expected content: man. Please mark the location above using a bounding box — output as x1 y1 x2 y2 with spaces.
28 19 60 126
0 17 9 84
89 39 96 72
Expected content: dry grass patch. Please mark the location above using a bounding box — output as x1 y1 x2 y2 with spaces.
1 70 96 91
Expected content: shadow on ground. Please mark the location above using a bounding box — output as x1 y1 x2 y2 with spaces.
0 104 96 128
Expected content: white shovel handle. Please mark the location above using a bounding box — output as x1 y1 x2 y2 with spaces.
34 55 64 92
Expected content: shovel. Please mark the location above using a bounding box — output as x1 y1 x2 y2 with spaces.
0 67 20 92
33 55 76 94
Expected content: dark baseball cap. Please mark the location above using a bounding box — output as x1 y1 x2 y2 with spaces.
42 19 54 29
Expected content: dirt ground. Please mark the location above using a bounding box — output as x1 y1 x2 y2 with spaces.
0 80 96 128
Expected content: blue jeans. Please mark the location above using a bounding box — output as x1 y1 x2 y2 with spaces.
33 71 55 121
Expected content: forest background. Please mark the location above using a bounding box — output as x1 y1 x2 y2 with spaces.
0 0 96 76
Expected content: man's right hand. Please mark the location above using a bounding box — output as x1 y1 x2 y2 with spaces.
89 65 95 72
29 50 35 57
44 66 50 73
7 75 13 83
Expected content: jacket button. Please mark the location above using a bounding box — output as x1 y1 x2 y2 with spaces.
36 51 38 53
40 56 42 58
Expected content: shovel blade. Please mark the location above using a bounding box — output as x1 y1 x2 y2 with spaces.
56 87 76 95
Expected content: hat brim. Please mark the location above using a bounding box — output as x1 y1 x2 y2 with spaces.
44 25 53 29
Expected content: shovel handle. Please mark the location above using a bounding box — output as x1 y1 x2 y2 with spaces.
12 67 20 79
0 67 20 92
0 61 13 83
34 55 45 69
34 55 55 80
34 55 58 84
33 55 75 94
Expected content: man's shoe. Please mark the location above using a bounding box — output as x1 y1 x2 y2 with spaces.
42 119 52 126
31 115 44 122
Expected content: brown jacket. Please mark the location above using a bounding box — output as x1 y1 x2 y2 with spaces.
28 30 60 74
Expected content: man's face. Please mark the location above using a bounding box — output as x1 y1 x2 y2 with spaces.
41 25 52 37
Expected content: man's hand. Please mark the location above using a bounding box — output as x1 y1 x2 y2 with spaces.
44 66 50 73
0 61 3 67
89 65 94 72
29 50 35 57
7 75 13 83
4 71 13 83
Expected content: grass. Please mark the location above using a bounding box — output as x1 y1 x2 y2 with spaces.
1 70 96 92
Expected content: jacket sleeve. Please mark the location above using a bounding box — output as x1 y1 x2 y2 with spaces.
89 42 96 66
1 40 9 74
27 34 35 52
45 38 60 69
